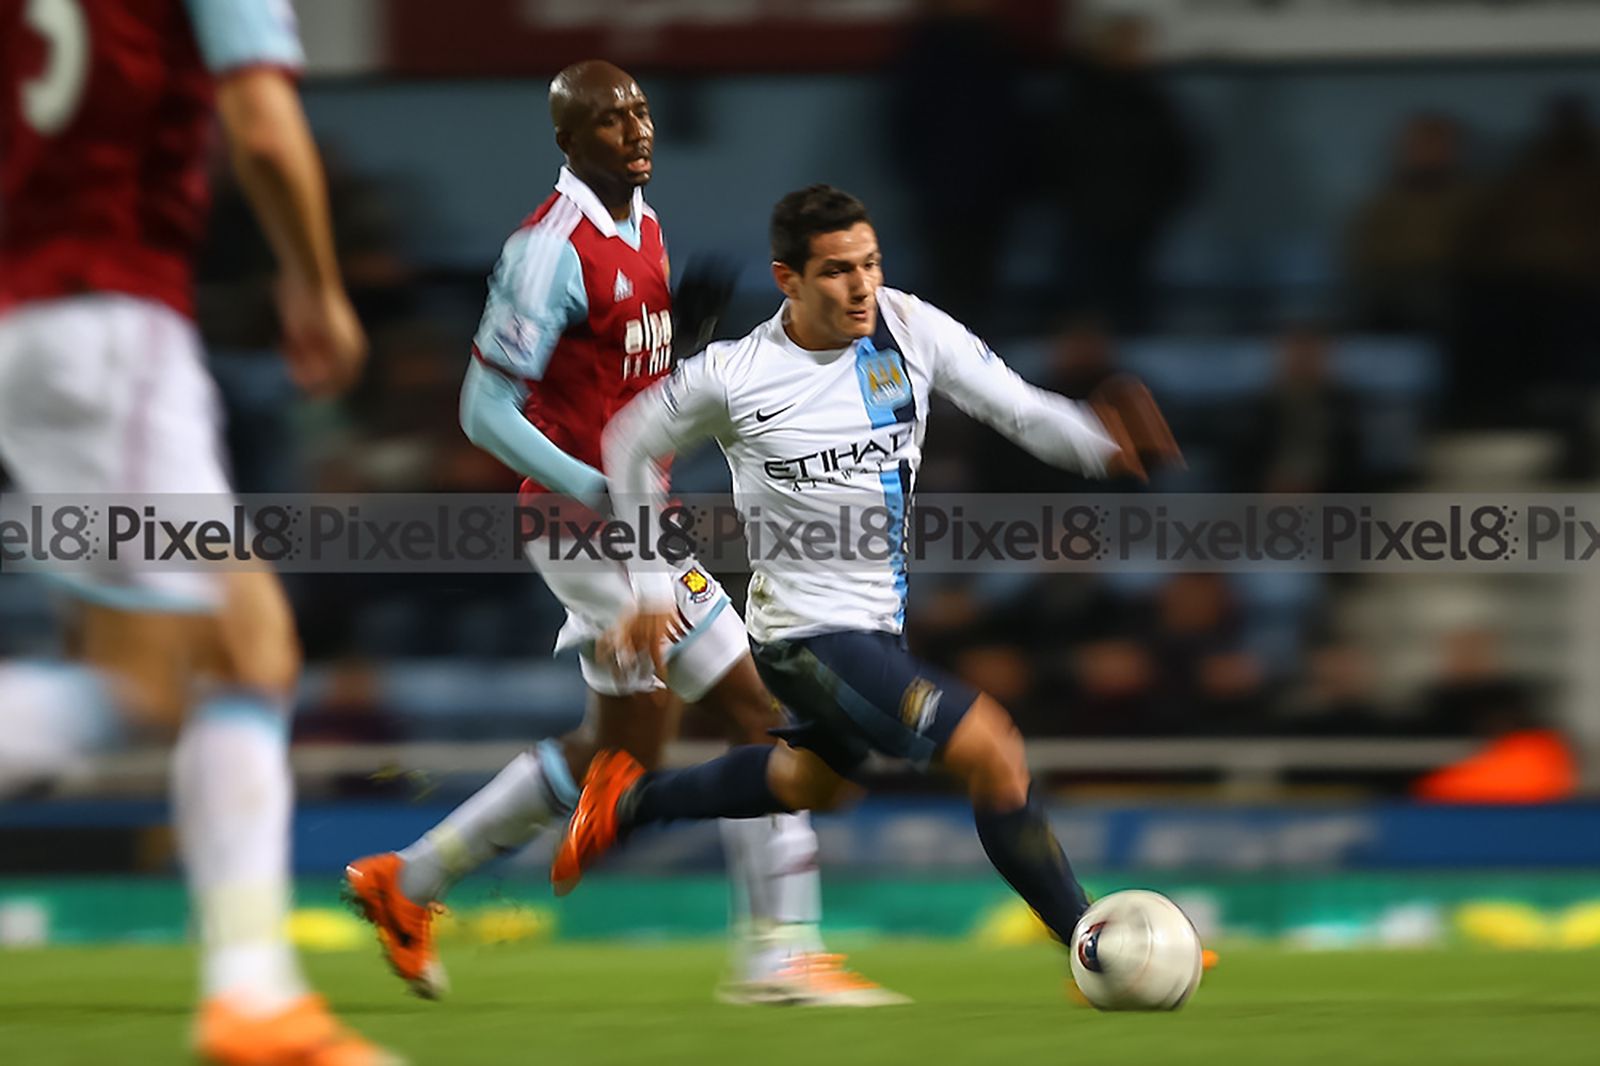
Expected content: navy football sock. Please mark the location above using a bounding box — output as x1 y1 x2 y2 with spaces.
973 785 1090 944
622 745 790 829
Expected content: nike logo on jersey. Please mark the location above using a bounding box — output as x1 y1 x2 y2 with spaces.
755 404 796 423
613 270 634 302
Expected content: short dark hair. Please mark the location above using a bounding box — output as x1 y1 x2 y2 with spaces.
770 185 872 272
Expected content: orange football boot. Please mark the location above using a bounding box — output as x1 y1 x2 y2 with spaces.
550 748 645 896
195 994 402 1066
343 853 448 1000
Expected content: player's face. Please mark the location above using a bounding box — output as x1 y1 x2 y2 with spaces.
777 223 883 349
565 81 655 197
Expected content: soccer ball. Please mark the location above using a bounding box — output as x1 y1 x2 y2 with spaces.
1069 890 1204 1011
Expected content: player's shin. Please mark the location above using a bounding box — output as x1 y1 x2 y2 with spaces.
973 782 1091 944
397 740 577 904
945 697 1091 944
720 813 825 976
173 689 308 1014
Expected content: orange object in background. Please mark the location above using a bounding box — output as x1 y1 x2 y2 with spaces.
1414 730 1578 804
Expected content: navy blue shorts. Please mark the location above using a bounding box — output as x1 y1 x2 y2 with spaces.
749 629 980 778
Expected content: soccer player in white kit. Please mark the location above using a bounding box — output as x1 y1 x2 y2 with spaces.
344 64 901 1008
551 185 1183 972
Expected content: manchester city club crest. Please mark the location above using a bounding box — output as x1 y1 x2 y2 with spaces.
859 349 911 409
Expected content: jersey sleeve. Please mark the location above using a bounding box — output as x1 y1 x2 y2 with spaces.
184 0 305 74
602 351 732 609
471 228 588 380
458 361 606 502
912 294 1122 477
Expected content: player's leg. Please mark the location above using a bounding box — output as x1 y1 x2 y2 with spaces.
0 304 126 788
56 529 393 1063
552 622 877 889
345 682 666 999
937 694 1091 946
345 556 671 998
380 685 663 911
72 571 312 1011
184 570 399 1062
654 589 830 990
698 662 825 991
0 297 394 1061
757 628 1092 945
0 298 306 1009
686 651 901 1004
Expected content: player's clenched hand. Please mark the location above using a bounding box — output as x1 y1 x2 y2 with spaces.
599 609 676 682
1090 374 1184 480
278 280 368 398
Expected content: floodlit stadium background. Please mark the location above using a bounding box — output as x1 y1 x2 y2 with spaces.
6 0 1600 955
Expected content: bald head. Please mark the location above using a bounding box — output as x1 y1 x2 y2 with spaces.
547 59 656 215
549 60 641 134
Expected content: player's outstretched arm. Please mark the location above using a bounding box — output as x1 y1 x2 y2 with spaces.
215 68 364 398
918 300 1120 475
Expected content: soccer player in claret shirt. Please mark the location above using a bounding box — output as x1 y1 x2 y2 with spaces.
553 185 1187 981
0 1 390 1063
345 62 902 1008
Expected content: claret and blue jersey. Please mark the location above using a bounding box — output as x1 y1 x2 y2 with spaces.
463 165 673 503
1 0 303 318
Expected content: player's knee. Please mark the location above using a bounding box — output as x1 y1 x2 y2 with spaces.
767 744 856 812
946 695 1031 811
804 772 864 812
223 616 301 697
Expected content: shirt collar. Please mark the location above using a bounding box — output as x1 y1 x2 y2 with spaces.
556 165 644 239
771 302 854 365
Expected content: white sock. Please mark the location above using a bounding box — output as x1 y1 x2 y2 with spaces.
721 812 826 979
0 662 120 790
397 741 577 905
172 691 308 1015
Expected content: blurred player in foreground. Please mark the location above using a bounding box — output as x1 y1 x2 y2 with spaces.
553 185 1185 977
0 1 388 1063
345 62 900 1007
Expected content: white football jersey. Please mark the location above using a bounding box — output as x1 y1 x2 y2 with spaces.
605 286 1120 643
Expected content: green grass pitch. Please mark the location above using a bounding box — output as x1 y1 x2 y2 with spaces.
2 942 1597 1065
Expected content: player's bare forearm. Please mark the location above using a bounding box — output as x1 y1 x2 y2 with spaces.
217 69 365 396
215 68 341 294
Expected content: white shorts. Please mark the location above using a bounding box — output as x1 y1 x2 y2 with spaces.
526 542 749 702
0 295 232 613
